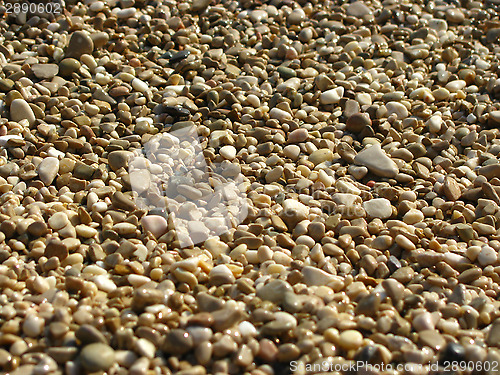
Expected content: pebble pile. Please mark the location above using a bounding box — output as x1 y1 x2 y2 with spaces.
1 0 500 374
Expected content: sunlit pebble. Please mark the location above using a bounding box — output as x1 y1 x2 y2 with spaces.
129 58 141 67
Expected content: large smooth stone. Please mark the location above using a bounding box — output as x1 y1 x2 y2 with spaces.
66 31 94 59
37 157 59 185
80 343 115 372
354 143 399 178
10 99 36 126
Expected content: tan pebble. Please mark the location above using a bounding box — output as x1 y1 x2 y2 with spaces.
338 330 363 350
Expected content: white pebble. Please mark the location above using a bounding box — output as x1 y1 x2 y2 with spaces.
93 275 117 292
132 78 148 92
478 246 498 266
320 87 344 104
220 145 237 160
23 314 44 337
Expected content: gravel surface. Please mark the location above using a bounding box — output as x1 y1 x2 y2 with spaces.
1 0 500 374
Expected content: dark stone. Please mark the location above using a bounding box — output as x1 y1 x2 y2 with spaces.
163 106 190 119
45 239 69 261
170 50 190 64
354 345 379 364
346 113 372 133
162 329 193 355
387 255 401 273
439 343 465 365
76 324 108 345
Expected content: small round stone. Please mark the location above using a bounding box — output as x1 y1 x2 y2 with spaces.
338 330 364 350
80 343 115 372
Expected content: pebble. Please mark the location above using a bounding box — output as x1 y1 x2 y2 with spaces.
163 330 193 355
478 246 497 266
413 312 435 331
141 215 168 238
320 87 344 104
59 58 81 77
37 157 59 186
347 2 372 17
487 320 500 346
338 330 364 350
108 150 133 171
23 314 44 337
309 149 334 165
257 280 292 304
76 324 107 345
403 209 424 224
66 31 94 59
302 266 338 286
363 198 392 219
209 264 236 286
446 8 465 23
288 128 308 143
32 64 59 79
269 108 292 122
280 199 309 226
220 145 237 160
80 343 115 372
354 143 399 178
10 98 36 126
346 113 371 133
443 177 461 201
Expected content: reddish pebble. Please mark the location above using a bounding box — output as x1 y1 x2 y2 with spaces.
129 58 141 67
367 180 375 188
257 339 278 362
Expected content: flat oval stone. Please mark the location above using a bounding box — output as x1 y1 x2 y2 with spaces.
363 198 392 219
354 143 399 178
269 108 292 122
308 149 334 165
287 8 305 25
31 64 59 79
220 145 237 160
37 157 59 185
339 330 364 350
347 1 372 17
445 80 466 93
209 264 236 286
446 8 465 23
250 9 268 23
59 58 81 77
23 314 44 337
162 329 193 355
385 101 408 119
80 343 115 372
10 99 36 126
287 128 308 143
141 215 168 238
